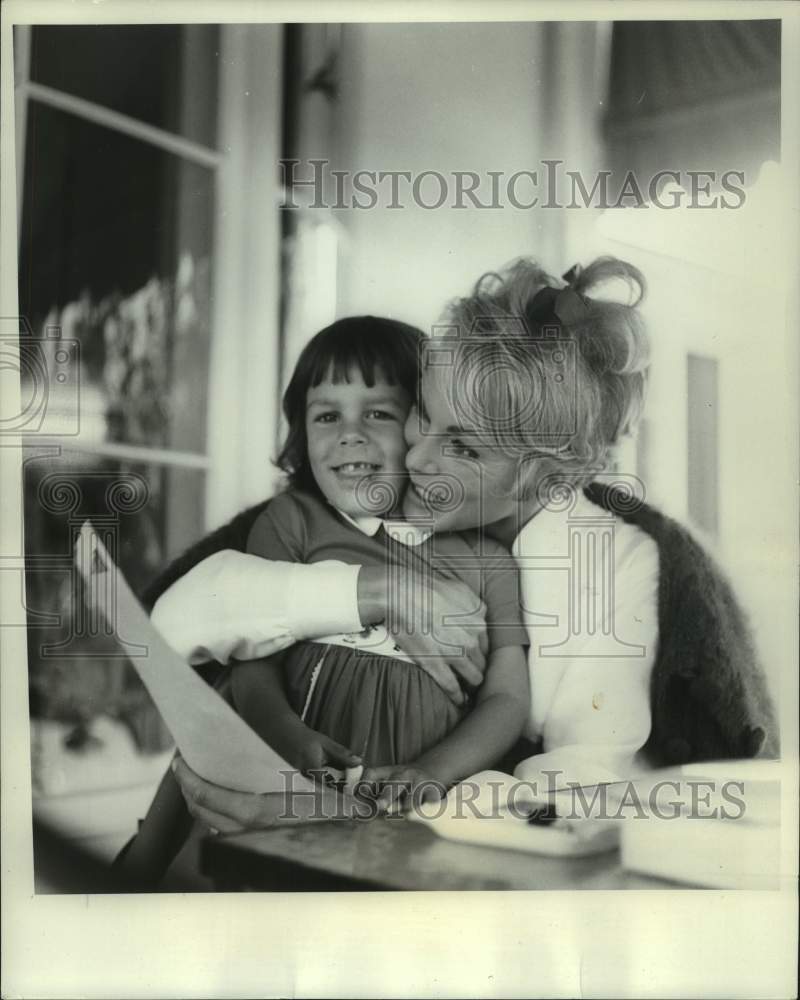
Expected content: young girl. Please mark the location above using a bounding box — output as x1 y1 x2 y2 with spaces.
232 316 529 789
120 316 528 885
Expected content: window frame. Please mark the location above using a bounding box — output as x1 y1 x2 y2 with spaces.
14 22 284 532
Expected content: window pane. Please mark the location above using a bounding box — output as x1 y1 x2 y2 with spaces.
23 447 206 754
18 102 213 453
28 25 219 148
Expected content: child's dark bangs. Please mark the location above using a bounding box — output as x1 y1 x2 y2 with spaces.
308 337 401 388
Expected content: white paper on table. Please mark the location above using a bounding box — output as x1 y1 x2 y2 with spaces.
75 521 315 795
408 771 620 856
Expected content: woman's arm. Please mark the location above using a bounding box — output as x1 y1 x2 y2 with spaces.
151 551 488 702
171 757 366 832
151 551 362 664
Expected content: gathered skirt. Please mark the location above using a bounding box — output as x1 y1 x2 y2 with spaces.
283 641 465 767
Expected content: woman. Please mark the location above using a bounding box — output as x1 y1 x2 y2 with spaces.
151 256 777 832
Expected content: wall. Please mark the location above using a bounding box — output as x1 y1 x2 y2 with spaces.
331 21 561 332
279 20 607 400
581 164 794 705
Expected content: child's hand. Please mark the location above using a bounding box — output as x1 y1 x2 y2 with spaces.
358 764 448 815
281 722 361 777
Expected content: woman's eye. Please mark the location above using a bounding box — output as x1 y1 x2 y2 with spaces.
450 440 479 460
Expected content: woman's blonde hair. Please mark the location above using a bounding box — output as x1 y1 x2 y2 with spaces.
440 255 649 487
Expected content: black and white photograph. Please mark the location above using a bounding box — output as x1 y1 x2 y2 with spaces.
1 1 797 997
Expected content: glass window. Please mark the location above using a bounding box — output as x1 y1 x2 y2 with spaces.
29 25 220 148
18 101 214 454
18 26 222 766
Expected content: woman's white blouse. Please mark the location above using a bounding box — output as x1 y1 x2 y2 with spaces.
511 491 659 792
151 494 659 790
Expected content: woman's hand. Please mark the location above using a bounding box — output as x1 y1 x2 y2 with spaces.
171 756 358 833
358 763 448 814
357 566 489 705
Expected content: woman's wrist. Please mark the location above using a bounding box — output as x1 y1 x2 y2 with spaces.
356 566 388 627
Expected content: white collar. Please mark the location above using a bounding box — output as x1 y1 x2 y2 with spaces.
337 509 432 547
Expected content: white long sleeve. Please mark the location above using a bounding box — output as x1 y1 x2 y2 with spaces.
150 550 362 664
512 493 660 792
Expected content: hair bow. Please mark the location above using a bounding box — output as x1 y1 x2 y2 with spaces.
529 264 588 329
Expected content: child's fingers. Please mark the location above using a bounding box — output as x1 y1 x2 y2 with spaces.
376 785 408 813
374 768 415 812
343 764 364 794
317 765 345 786
320 736 362 768
355 766 390 802
359 765 393 789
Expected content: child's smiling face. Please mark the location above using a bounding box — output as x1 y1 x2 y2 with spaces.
306 366 412 518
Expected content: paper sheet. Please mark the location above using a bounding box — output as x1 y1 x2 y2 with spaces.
75 521 315 795
408 770 621 856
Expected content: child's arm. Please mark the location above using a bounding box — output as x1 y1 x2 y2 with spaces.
414 644 529 786
409 543 530 789
360 644 529 808
231 656 361 775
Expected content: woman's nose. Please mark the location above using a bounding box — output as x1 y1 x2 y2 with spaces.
406 433 438 475
405 408 439 473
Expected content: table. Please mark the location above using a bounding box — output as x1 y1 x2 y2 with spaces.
201 815 680 891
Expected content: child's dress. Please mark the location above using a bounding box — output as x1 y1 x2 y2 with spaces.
247 489 527 767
